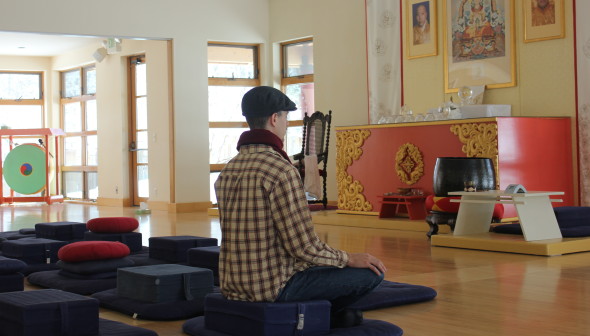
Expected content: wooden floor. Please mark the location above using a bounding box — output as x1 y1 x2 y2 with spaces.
4 202 590 336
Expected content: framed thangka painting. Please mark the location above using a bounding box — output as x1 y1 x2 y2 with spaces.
406 0 438 59
523 0 564 43
443 0 515 92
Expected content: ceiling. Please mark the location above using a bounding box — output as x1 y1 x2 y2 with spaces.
0 31 103 56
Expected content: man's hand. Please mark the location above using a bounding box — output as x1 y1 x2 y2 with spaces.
346 253 387 275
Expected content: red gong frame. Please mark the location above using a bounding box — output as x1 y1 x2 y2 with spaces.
0 128 65 205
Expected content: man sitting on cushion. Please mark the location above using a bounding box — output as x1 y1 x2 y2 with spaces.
215 86 386 328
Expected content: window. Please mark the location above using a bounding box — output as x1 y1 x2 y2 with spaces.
0 71 44 129
207 43 261 204
281 38 314 160
60 66 98 201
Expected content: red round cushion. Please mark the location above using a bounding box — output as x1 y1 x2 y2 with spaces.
426 195 504 218
58 241 130 262
87 217 139 233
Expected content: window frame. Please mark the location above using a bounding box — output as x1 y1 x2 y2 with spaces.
208 42 262 175
280 38 315 87
60 65 98 201
0 71 45 128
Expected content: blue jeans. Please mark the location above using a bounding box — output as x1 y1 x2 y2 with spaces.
275 266 384 312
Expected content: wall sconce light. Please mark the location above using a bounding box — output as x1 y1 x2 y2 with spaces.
92 47 108 62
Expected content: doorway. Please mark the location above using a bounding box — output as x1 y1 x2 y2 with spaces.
128 55 148 206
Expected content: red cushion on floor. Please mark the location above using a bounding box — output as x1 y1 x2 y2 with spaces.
58 241 130 262
87 217 139 233
426 195 504 218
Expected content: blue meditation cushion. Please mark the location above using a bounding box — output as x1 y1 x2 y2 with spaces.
183 316 404 336
149 235 218 263
83 231 143 253
1 238 68 265
187 245 220 285
58 270 117 280
18 228 36 235
92 288 213 321
35 221 87 241
203 293 331 336
0 231 35 240
0 256 27 275
553 206 590 228
98 318 158 336
492 223 590 238
117 264 213 303
0 273 24 292
347 280 437 311
492 224 523 235
57 257 135 274
20 263 60 276
0 289 99 336
26 270 117 295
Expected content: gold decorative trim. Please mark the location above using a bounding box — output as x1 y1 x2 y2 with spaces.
336 130 373 211
450 122 500 187
395 143 424 185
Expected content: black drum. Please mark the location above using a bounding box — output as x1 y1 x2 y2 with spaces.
433 157 495 197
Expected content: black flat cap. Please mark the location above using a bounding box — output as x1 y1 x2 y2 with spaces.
241 86 297 118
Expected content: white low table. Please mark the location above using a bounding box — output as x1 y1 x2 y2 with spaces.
449 191 564 241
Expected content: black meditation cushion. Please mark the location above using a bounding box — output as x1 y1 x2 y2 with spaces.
0 256 27 275
87 217 139 233
57 256 135 274
58 241 130 262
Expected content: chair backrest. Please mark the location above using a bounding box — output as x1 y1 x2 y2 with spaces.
301 110 332 164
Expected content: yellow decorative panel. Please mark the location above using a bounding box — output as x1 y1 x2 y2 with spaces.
450 122 500 187
395 143 424 185
336 130 373 211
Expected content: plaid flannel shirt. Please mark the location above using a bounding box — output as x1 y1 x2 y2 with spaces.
215 144 348 302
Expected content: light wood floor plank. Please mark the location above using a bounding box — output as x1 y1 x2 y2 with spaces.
3 203 589 335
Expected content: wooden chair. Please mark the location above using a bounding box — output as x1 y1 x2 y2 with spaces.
293 110 332 209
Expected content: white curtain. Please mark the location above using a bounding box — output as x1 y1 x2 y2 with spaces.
577 0 590 205
366 0 402 124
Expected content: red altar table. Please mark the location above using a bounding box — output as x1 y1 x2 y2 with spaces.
336 117 574 218
377 194 427 220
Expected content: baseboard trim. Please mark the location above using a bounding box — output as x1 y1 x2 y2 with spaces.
169 202 212 213
142 201 167 211
96 197 133 207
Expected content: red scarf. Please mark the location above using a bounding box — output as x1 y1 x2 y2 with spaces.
237 129 291 163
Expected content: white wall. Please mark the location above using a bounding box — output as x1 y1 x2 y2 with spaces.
0 0 269 206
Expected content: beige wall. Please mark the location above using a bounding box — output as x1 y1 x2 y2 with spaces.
0 0 269 209
403 0 576 119
0 0 580 209
270 0 370 202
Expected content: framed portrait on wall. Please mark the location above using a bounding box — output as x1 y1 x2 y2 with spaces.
407 0 438 59
442 0 516 93
523 0 564 43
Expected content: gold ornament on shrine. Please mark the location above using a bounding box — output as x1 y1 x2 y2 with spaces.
395 143 424 185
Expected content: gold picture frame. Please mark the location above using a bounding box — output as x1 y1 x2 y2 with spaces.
442 0 516 93
407 0 438 59
523 0 565 43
